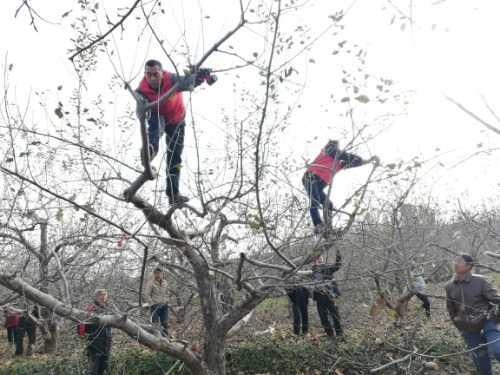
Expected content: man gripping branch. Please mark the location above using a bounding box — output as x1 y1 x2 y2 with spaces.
135 59 216 205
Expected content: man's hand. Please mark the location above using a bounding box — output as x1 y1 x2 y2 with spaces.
494 304 500 318
194 68 217 86
135 91 150 119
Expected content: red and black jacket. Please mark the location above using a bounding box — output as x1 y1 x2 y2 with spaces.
307 141 364 184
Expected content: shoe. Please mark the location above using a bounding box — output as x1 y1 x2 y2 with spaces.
168 193 189 206
313 223 325 235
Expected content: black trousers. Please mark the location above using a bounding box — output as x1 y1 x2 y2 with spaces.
147 114 185 198
15 326 36 355
415 293 431 317
150 303 169 336
314 293 342 336
288 287 309 335
88 349 110 375
7 327 16 344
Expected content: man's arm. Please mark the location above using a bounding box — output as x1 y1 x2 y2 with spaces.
339 152 379 169
170 68 214 92
170 74 196 92
482 278 500 304
445 286 457 320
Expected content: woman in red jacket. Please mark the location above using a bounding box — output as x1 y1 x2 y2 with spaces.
303 140 379 234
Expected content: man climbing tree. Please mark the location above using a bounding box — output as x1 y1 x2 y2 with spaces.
303 139 379 234
136 59 215 205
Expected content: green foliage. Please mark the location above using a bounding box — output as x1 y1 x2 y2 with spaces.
226 337 333 374
1 328 474 375
0 348 190 375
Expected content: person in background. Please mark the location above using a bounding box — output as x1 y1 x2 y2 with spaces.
80 289 112 375
286 282 310 336
445 254 500 375
311 252 343 338
15 305 38 356
4 307 20 346
412 275 431 318
143 267 169 336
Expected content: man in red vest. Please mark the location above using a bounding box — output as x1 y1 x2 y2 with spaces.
136 59 214 205
303 140 379 234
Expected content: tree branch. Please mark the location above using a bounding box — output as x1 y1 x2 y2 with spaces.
69 0 142 61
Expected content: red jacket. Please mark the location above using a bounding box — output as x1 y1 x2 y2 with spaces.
307 150 343 184
5 312 20 328
137 70 185 125
306 141 365 184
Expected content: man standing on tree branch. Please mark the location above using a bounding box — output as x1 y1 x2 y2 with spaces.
136 59 215 205
303 139 379 234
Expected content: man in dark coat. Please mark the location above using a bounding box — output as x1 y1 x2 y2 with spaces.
445 254 500 375
15 306 38 356
312 252 343 337
82 289 112 375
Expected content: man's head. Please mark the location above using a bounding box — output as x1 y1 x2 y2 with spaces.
144 59 163 89
312 255 324 265
154 267 164 281
95 289 108 305
454 254 474 275
328 139 339 148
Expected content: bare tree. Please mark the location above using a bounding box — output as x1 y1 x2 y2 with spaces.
0 1 405 374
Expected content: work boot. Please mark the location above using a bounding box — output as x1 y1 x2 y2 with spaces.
313 223 325 235
168 193 189 206
324 328 334 337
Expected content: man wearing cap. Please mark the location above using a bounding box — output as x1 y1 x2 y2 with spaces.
445 254 500 374
143 268 169 336
303 139 379 235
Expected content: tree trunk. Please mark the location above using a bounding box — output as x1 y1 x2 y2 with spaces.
39 221 58 354
202 341 226 375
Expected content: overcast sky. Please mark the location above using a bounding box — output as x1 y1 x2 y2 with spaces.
1 0 499 212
